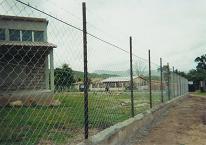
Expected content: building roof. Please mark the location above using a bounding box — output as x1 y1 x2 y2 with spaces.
101 76 133 83
0 15 48 23
101 76 161 83
0 41 57 48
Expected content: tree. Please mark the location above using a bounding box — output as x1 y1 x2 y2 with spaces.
162 64 170 81
187 54 206 92
195 54 206 70
195 54 206 91
187 69 204 81
134 61 146 77
54 64 75 91
174 70 187 78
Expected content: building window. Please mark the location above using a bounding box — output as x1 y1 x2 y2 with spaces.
22 30 32 41
116 82 123 88
0 29 5 40
109 82 116 88
9 29 20 41
34 31 44 42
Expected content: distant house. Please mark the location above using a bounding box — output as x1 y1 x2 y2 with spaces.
73 76 165 92
150 80 161 90
73 82 84 91
90 76 148 91
0 15 56 98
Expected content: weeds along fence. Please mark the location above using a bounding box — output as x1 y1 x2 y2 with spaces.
0 0 189 145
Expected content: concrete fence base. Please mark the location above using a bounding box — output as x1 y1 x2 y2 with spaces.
77 94 188 145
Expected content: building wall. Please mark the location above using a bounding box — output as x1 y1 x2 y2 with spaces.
133 77 147 89
0 18 47 41
151 81 161 90
0 47 49 91
0 16 52 92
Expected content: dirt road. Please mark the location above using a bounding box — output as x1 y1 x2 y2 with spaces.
130 95 206 145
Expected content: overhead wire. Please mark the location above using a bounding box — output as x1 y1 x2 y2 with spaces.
15 0 150 63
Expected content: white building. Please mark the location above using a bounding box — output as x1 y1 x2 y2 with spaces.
0 15 56 98
90 76 148 91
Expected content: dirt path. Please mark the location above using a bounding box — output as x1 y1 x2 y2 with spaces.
131 95 206 145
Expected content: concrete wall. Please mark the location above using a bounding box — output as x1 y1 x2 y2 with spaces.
77 94 188 145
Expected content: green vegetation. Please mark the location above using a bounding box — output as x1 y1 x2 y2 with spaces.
0 91 162 145
54 64 116 91
93 70 129 77
191 90 206 96
186 54 206 91
54 64 75 90
73 70 117 81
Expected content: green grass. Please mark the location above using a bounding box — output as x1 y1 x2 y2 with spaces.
191 90 206 96
0 91 163 145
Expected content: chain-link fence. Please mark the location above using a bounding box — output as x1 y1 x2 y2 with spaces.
0 0 189 145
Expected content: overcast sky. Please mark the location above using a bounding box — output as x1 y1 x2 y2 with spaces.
2 0 206 72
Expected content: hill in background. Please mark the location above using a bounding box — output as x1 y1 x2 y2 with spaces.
93 70 130 77
73 70 118 81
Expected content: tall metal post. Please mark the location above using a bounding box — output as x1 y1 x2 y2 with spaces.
179 71 181 96
172 66 175 98
45 55 49 90
176 69 179 96
82 2 89 139
129 36 134 117
160 58 163 103
167 63 170 100
149 50 152 108
50 49 54 92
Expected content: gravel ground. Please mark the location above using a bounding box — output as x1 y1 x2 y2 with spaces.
126 95 206 145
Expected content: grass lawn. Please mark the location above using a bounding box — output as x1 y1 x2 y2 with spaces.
0 91 164 145
191 90 206 96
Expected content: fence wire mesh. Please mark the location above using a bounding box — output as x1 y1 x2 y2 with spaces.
0 0 189 145
150 62 161 106
132 56 150 115
87 34 131 132
0 0 84 144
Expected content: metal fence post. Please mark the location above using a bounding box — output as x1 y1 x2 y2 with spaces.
149 50 152 108
129 36 134 117
160 58 163 103
172 66 175 98
50 49 55 92
82 2 89 139
175 69 177 97
167 63 170 100
179 71 181 96
183 78 185 94
180 76 182 96
176 69 179 96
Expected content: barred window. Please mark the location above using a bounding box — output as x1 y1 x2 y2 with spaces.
9 29 20 41
34 31 44 42
0 29 5 40
22 30 32 41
